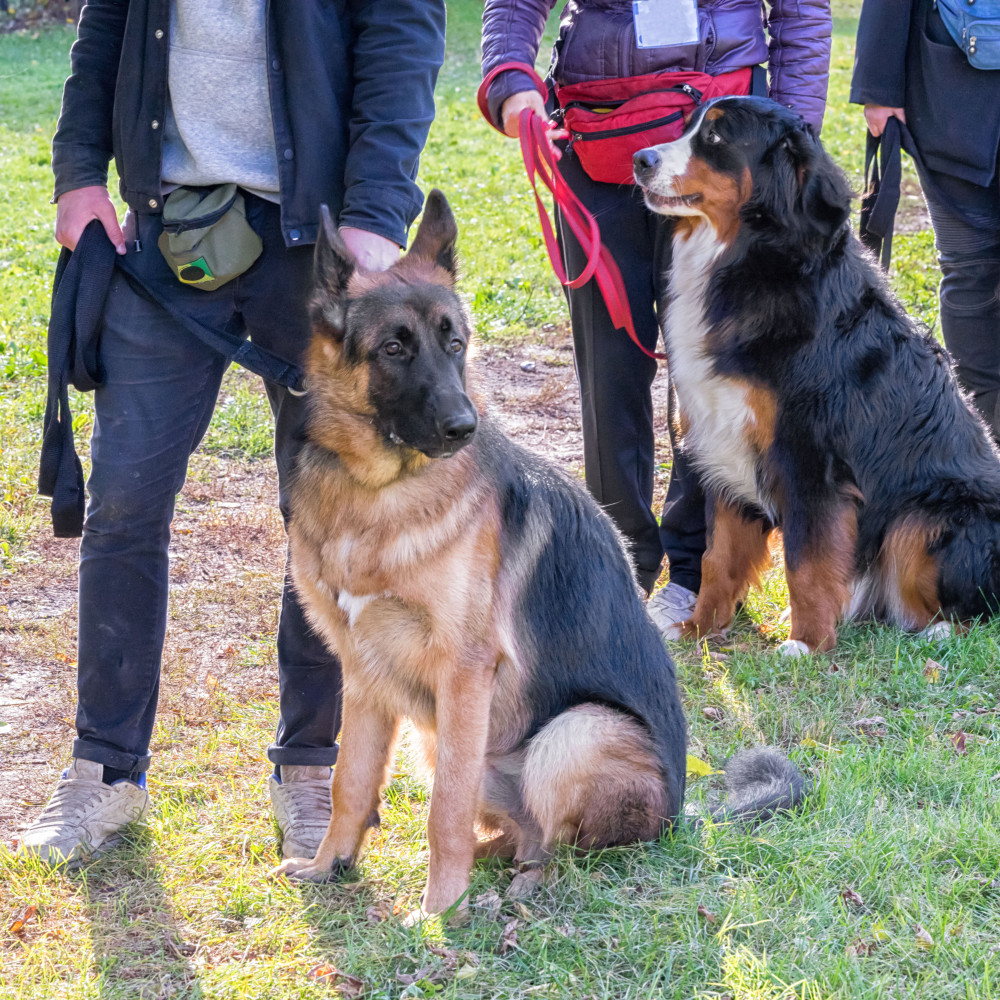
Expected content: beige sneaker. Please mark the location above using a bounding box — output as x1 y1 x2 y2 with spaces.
647 582 698 640
269 765 333 859
18 758 149 867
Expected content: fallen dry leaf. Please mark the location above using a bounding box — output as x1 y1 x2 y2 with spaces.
8 904 38 935
840 888 865 909
498 918 520 955
949 731 969 755
365 900 395 924
395 967 442 987
697 904 718 925
707 651 729 662
473 889 502 919
845 938 878 958
922 658 943 683
853 716 888 738
307 964 365 996
554 923 580 938
702 706 725 722
686 754 718 778
915 925 935 950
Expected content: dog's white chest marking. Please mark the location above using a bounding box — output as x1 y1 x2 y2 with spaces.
665 225 761 506
337 590 387 628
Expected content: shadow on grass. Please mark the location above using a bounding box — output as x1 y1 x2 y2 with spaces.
75 827 202 1000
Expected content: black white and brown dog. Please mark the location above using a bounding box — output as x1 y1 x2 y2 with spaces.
633 96 1000 655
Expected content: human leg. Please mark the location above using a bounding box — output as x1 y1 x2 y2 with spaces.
555 152 666 593
22 257 232 863
922 168 1000 437
236 196 342 856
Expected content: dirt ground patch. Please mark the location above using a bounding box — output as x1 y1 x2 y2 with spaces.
0 329 673 841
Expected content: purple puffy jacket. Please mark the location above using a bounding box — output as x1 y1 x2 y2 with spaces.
482 0 832 134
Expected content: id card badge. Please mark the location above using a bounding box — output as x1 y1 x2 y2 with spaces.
633 0 699 49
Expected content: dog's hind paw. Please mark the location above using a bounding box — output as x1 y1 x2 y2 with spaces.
775 638 811 657
272 856 346 883
506 865 547 899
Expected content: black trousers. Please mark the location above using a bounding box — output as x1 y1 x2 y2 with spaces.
920 163 1000 439
555 150 707 594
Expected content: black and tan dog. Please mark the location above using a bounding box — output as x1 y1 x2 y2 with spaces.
274 191 803 917
634 96 1000 655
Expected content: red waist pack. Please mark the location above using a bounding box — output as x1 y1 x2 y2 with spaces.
555 67 752 185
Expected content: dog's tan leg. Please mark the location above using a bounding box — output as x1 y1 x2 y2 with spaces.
419 661 494 917
682 498 773 640
781 504 858 654
275 690 398 882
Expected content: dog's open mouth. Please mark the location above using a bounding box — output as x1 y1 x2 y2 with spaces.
642 191 702 210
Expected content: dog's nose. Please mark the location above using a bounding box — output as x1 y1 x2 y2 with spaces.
633 147 661 179
440 409 478 442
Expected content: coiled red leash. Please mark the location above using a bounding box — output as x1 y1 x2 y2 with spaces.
477 62 666 361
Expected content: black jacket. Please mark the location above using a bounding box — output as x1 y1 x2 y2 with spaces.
52 0 446 248
851 0 1000 186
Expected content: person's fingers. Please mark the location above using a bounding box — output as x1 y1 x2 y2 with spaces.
95 199 127 254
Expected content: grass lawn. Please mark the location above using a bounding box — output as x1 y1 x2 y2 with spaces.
2 4 998 999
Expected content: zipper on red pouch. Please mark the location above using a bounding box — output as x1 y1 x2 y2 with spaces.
569 109 684 144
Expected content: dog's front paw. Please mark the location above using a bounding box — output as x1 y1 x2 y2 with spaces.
401 902 470 928
918 620 953 641
273 856 348 883
775 638 811 657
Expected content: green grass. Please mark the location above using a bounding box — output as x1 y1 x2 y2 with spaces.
3 4 993 1000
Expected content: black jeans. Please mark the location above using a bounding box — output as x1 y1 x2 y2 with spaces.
920 164 1000 437
555 150 707 594
72 194 341 777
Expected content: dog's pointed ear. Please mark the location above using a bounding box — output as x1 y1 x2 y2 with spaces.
784 125 851 248
312 203 356 340
405 189 458 281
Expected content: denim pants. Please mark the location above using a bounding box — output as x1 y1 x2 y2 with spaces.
555 150 707 594
920 165 1000 437
72 194 342 777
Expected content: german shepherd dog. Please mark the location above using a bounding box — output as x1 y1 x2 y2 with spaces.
633 96 1000 655
274 191 804 917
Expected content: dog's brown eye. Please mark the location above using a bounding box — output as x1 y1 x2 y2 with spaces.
384 341 402 356
450 339 464 354
706 131 722 145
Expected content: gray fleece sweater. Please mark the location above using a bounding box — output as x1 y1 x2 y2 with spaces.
161 0 280 200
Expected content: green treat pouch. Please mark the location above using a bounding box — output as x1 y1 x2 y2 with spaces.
157 184 262 291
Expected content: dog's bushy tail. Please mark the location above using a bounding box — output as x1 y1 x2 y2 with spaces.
705 747 807 828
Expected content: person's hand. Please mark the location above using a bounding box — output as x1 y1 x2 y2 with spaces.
54 185 126 254
500 89 548 138
864 104 906 138
339 226 401 271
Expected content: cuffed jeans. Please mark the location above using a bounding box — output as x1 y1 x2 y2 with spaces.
555 150 707 594
72 194 341 777
921 164 1000 438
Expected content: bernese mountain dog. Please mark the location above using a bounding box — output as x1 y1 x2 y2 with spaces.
633 95 1000 655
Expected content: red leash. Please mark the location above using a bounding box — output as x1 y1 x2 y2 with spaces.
478 62 666 361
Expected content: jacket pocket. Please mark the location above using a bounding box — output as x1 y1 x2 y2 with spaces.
906 7 1000 182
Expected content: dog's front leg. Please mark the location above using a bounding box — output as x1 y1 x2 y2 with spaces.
275 690 398 882
683 498 773 641
418 661 494 918
780 500 858 655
